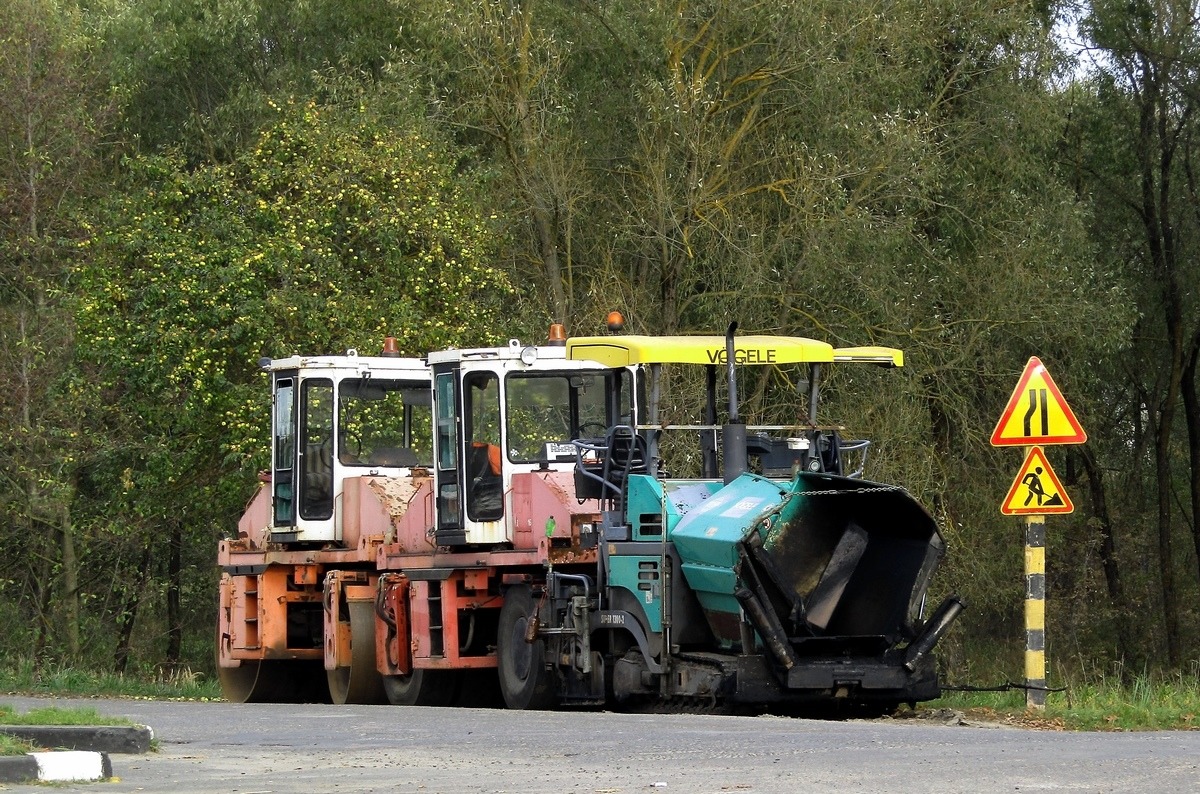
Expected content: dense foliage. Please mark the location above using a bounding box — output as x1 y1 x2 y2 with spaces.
0 0 1196 685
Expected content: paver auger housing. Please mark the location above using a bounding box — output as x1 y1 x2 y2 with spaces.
218 323 962 710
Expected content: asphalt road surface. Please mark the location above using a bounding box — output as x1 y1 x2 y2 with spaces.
1 696 1197 793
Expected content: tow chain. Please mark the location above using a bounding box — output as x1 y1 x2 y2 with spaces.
798 485 905 497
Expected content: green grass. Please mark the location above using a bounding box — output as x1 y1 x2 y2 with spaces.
929 671 1200 731
0 704 142 756
0 733 33 757
5 659 1200 731
0 659 221 701
0 704 135 727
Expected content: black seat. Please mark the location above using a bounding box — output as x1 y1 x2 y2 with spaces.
369 446 419 467
573 426 647 503
467 443 502 519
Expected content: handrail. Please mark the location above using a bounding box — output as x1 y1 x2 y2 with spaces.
633 423 846 432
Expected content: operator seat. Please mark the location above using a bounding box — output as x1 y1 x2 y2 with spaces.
369 446 419 467
468 442 503 519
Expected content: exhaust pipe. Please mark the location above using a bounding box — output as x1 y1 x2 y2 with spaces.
723 322 747 484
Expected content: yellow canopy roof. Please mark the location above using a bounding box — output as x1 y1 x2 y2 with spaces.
832 346 904 367
566 335 836 366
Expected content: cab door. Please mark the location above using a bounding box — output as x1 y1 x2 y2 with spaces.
270 370 298 528
432 365 508 546
461 370 505 544
296 377 336 542
433 367 465 545
270 372 335 542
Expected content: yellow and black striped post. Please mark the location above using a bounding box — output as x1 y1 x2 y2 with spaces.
994 361 1084 710
1024 507 1047 710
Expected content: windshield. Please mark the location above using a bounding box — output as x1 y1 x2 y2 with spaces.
505 371 624 463
337 378 432 467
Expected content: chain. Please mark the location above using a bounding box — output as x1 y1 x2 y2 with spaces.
797 485 905 497
942 681 1068 694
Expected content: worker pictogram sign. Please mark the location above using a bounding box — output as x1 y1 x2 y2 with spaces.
991 357 1086 447
1001 446 1073 515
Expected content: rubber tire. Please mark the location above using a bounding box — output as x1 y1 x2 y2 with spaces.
454 668 506 709
327 600 387 705
497 586 558 710
382 669 459 706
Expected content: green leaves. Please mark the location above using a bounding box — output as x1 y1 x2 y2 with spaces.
0 0 1169 678
64 84 514 669
81 91 510 471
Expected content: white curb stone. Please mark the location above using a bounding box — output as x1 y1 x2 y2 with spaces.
30 750 112 781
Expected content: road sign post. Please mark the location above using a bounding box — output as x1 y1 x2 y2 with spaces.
991 358 1086 711
1023 468 1048 708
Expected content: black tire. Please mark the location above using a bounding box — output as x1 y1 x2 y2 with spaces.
219 659 279 703
497 586 558 710
454 668 506 709
382 669 459 706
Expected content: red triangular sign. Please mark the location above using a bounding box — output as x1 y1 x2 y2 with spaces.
991 357 1086 446
1001 446 1074 515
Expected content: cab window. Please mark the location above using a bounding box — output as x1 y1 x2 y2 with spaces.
505 372 616 463
337 379 432 468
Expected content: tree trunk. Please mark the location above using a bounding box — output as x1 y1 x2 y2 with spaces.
1133 45 1185 669
60 496 79 660
1184 339 1200 590
1151 388 1182 667
114 545 153 674
165 521 183 674
19 309 57 667
1077 446 1133 667
32 541 54 668
532 202 568 321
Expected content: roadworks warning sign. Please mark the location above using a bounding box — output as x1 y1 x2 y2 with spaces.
1001 446 1074 515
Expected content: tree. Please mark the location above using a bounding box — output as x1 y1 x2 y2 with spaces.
404 0 590 325
76 88 511 671
104 0 412 162
1068 0 1200 667
0 0 110 663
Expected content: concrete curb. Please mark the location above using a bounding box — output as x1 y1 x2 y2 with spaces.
0 754 38 784
0 724 153 754
0 751 112 783
0 724 151 783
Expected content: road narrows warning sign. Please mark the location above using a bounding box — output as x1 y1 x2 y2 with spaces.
990 357 1086 446
1001 446 1074 515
